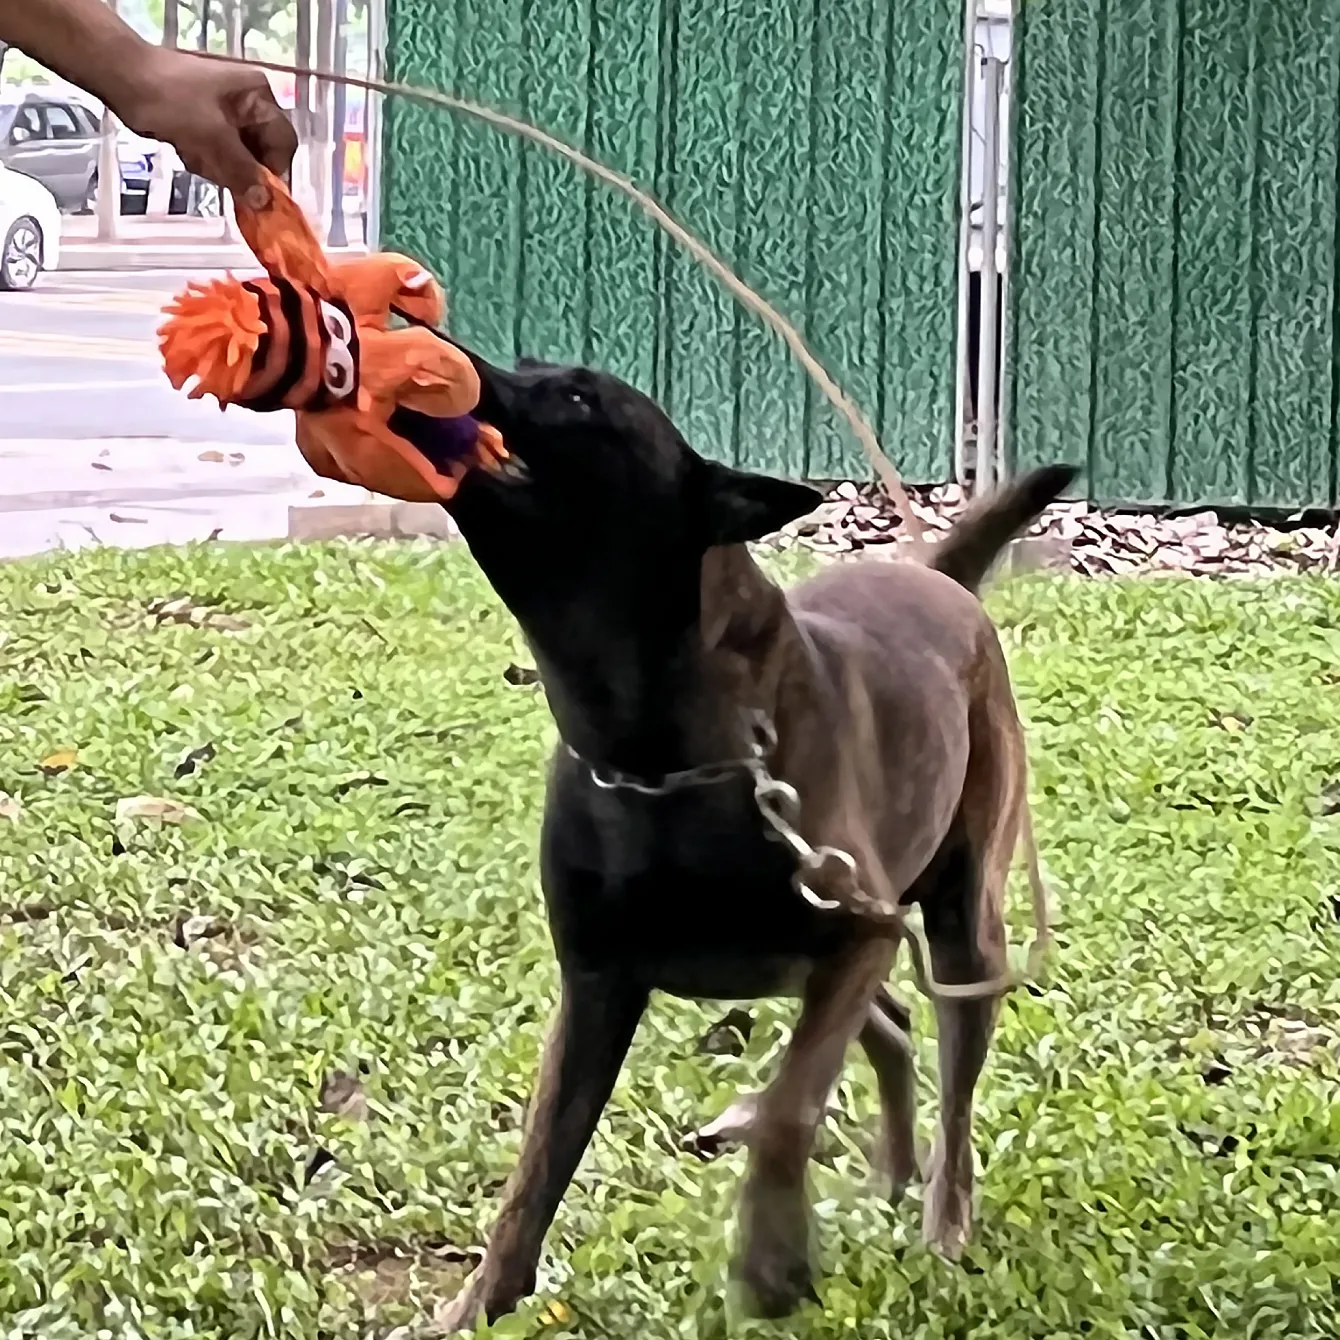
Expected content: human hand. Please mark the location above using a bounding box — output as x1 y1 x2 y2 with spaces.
116 48 297 207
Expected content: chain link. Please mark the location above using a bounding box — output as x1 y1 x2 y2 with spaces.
742 711 896 922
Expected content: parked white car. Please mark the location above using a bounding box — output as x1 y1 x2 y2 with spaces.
0 159 60 290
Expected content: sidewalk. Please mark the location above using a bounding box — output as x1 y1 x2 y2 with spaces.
58 214 369 272
0 437 454 560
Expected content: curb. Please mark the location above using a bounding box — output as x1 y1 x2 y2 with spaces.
287 500 458 543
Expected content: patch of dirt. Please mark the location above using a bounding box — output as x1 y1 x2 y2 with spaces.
327 1239 479 1310
770 482 1337 577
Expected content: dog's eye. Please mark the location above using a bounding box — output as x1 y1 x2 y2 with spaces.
565 389 586 407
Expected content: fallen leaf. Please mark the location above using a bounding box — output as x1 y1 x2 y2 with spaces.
91 461 112 472
172 913 227 948
39 749 78 775
174 742 217 778
0 792 23 823
319 1069 369 1121
538 1299 574 1326
109 513 148 525
197 450 225 463
698 1008 754 1056
503 663 541 687
115 796 201 824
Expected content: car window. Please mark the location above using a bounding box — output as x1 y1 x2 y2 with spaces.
0 105 15 139
44 103 84 140
8 104 44 144
77 107 102 135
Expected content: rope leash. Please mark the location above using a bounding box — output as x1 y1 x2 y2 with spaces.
197 52 1055 1015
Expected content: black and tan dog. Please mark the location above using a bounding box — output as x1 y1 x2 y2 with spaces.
415 350 1075 1330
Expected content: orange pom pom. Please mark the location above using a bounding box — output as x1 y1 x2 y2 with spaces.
159 278 265 406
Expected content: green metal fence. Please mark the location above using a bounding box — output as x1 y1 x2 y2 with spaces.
1009 0 1340 510
381 0 962 481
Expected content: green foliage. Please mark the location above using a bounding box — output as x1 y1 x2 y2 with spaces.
0 542 1337 1338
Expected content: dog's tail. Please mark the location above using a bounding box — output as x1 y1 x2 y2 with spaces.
930 464 1079 594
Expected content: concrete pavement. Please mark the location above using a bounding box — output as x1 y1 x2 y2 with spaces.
0 270 437 558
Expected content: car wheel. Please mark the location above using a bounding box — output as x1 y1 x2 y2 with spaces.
77 169 97 215
191 177 221 218
0 216 43 291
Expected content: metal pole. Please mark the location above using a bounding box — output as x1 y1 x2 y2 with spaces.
327 0 349 247
364 0 385 248
975 54 1003 495
952 0 979 489
95 0 120 242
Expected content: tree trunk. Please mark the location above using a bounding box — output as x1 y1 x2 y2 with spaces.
197 0 210 49
295 0 313 142
147 0 179 217
327 0 348 247
310 0 336 234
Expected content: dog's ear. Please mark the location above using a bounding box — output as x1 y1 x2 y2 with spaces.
699 462 824 545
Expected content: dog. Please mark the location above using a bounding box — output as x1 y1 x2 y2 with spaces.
413 348 1076 1331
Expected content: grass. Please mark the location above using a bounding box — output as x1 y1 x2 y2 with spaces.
0 540 1338 1340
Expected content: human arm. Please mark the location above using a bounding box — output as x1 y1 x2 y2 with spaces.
0 0 296 204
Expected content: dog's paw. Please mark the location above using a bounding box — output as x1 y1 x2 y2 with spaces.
735 1185 816 1319
683 1095 758 1160
873 1126 921 1205
736 1241 818 1319
922 1143 973 1260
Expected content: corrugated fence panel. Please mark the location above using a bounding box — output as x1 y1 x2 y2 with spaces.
1088 0 1179 505
383 0 961 482
1247 0 1338 509
1168 0 1258 505
1012 0 1340 509
1008 0 1101 477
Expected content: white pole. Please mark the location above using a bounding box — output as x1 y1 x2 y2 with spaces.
95 0 120 241
364 0 385 249
952 0 979 489
975 53 1003 496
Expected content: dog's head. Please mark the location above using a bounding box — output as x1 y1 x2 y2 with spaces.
439 348 822 623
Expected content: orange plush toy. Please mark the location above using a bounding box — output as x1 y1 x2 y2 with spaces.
158 169 509 503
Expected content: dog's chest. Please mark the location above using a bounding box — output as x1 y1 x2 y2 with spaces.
542 779 855 996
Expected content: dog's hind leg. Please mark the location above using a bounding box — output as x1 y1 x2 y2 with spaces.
434 970 647 1334
689 986 916 1196
860 985 919 1199
921 669 1022 1260
735 937 894 1318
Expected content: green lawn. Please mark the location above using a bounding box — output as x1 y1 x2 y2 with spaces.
1 541 1337 1340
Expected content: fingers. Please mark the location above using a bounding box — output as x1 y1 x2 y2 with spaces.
238 99 298 181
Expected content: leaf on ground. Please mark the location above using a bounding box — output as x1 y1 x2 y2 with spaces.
319 1069 369 1121
0 792 23 823
115 795 201 824
503 663 541 687
38 749 77 775
698 1008 754 1056
174 742 217 778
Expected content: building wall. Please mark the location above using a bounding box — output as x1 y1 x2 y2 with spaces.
381 0 963 480
1009 0 1340 509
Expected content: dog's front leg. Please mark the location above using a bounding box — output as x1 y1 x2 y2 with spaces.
736 937 894 1317
435 969 647 1334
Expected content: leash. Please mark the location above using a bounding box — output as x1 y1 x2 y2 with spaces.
200 51 1053 1018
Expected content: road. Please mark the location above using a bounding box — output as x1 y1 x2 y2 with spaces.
0 270 377 558
0 269 291 446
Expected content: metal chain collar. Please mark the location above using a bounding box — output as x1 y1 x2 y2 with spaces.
565 711 897 923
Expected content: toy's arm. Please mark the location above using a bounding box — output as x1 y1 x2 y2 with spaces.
360 326 481 420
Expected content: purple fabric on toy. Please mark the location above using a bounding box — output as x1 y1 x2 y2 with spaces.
388 407 483 471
